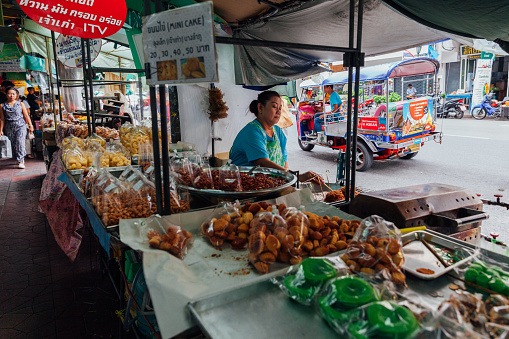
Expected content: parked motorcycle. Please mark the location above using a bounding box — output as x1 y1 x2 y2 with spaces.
471 92 508 120
436 97 466 119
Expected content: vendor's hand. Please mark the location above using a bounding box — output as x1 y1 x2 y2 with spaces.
319 114 324 119
299 171 324 185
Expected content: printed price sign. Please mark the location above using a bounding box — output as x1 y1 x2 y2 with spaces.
55 34 101 68
143 2 218 85
0 59 24 72
16 0 126 39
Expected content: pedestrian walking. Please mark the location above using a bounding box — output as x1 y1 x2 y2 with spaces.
0 87 34 168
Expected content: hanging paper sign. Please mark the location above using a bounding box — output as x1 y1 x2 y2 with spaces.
143 2 218 85
16 0 126 39
55 34 101 68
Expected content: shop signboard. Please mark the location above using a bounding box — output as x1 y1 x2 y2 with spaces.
143 2 218 85
55 34 101 68
0 44 23 62
0 59 24 72
471 58 493 109
401 98 433 137
16 0 126 39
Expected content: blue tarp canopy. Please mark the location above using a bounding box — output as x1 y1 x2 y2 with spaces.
322 57 440 85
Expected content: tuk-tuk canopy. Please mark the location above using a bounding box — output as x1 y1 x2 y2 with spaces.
300 79 319 88
322 57 440 85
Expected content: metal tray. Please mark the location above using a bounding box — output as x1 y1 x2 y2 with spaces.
188 280 337 339
402 230 478 280
178 166 297 199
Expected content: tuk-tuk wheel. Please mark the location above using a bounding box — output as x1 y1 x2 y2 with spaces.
401 152 418 160
299 139 315 151
356 141 373 172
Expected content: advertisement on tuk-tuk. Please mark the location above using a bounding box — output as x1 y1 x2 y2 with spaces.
358 117 387 131
402 98 433 136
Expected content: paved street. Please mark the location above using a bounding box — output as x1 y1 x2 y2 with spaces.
286 116 509 244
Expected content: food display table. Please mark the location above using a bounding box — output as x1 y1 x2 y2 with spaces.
118 189 509 339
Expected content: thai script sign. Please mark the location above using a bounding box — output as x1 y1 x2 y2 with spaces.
16 0 126 39
56 34 101 68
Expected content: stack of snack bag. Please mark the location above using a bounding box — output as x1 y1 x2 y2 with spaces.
340 215 407 286
138 214 193 259
84 139 108 168
122 125 150 156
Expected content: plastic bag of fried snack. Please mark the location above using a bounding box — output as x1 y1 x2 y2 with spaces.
141 214 193 259
340 215 406 286
87 133 106 148
63 145 87 170
248 207 288 274
201 201 249 250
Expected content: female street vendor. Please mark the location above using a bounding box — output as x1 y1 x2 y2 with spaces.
230 90 323 183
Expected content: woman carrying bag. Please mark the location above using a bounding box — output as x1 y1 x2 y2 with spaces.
0 87 34 168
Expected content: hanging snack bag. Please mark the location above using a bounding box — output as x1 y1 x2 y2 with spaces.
218 163 242 191
276 257 349 305
140 214 193 259
248 207 287 274
341 215 406 286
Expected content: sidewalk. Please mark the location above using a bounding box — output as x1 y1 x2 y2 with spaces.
0 156 130 338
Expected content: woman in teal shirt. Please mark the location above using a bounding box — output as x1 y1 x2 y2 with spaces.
230 91 322 183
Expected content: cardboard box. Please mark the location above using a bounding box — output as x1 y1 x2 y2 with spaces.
212 152 229 167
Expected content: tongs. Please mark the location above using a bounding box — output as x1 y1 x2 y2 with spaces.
247 165 260 177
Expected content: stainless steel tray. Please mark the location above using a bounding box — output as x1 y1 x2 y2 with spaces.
178 166 297 199
188 280 337 339
402 230 478 280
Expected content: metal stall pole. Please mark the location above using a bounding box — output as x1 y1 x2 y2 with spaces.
386 80 391 133
86 39 96 134
154 0 172 215
145 0 163 215
344 0 355 202
81 38 92 136
350 0 364 203
45 37 56 118
51 31 63 120
138 76 144 120
159 85 171 215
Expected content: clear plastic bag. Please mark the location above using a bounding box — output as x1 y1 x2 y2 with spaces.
461 252 509 298
436 290 508 338
85 139 105 153
129 126 150 156
91 169 115 216
119 122 133 151
248 208 287 274
119 165 143 186
139 141 153 169
278 207 309 265
85 151 109 168
218 163 242 191
108 149 131 167
200 202 247 249
274 257 349 305
169 186 190 214
100 179 126 226
170 155 193 186
87 133 106 148
192 163 215 189
341 215 406 286
40 113 55 130
140 214 193 259
79 166 99 197
63 145 87 170
124 176 157 219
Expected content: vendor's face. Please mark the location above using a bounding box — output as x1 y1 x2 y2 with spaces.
28 89 35 94
6 90 17 101
258 96 282 126
324 86 332 94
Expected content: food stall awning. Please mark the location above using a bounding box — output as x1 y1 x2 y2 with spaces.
380 0 509 53
322 57 440 85
229 0 464 86
299 79 318 88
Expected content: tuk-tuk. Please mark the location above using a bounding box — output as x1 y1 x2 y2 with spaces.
296 57 442 171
